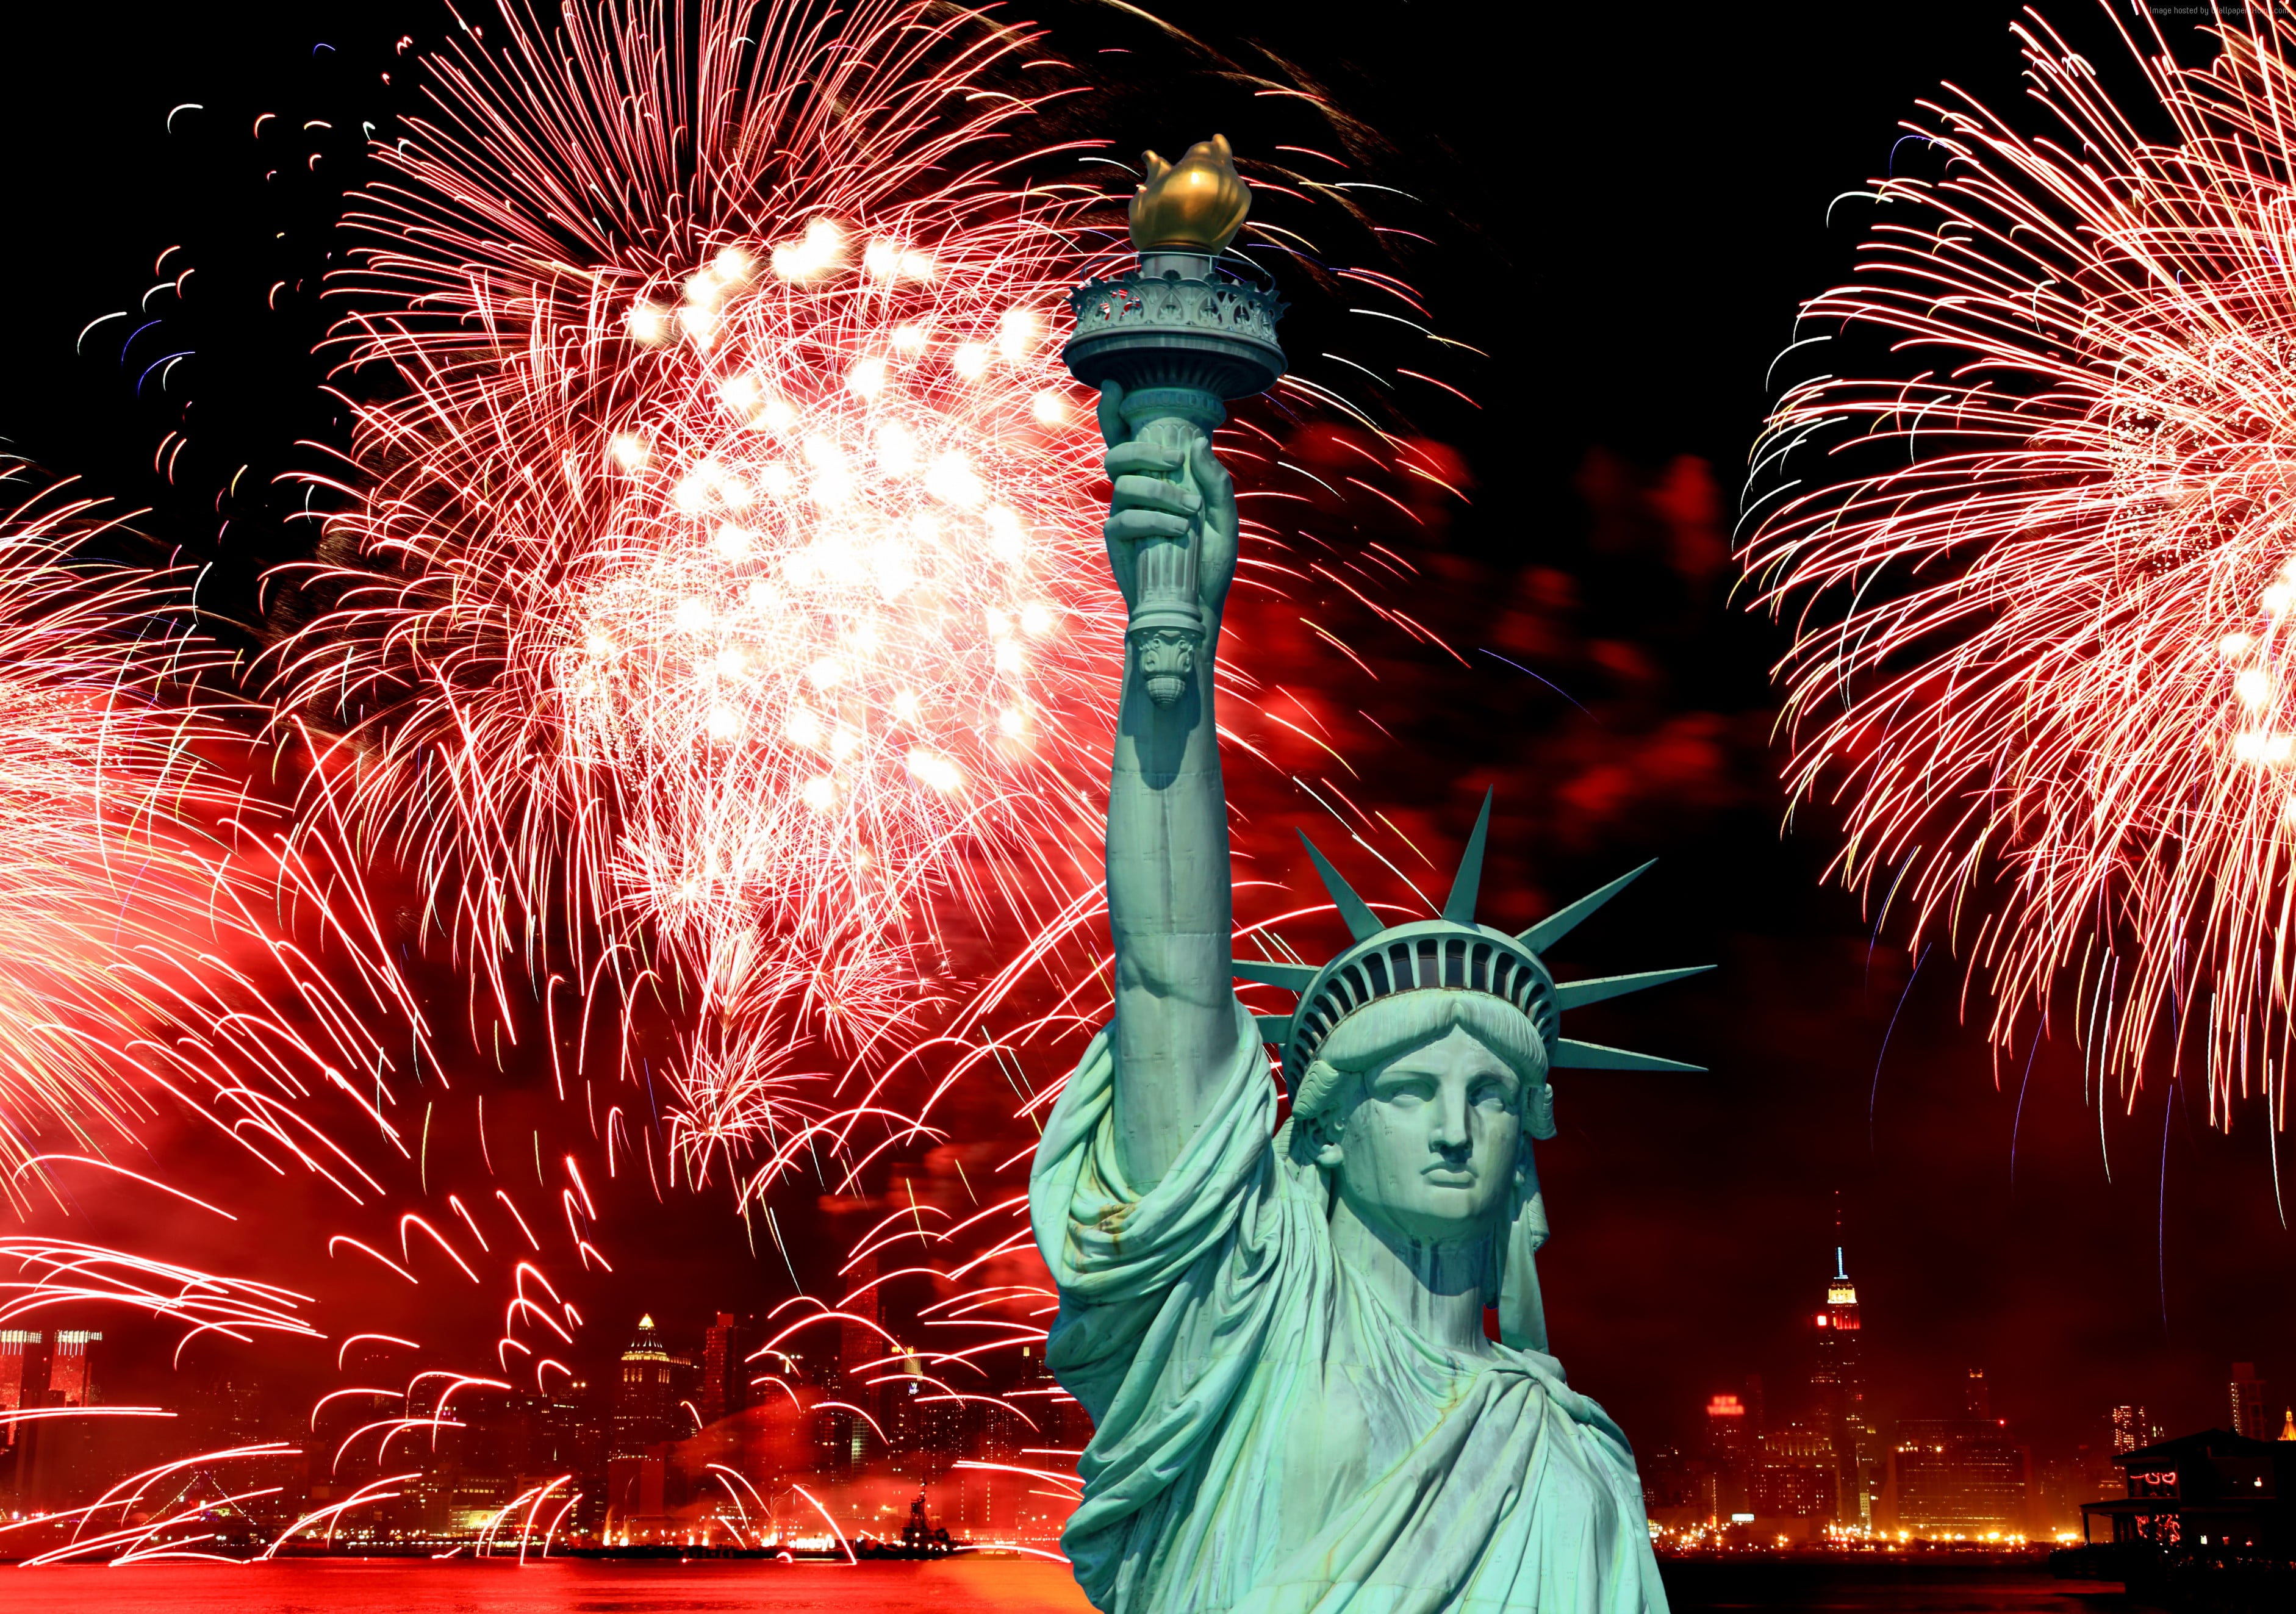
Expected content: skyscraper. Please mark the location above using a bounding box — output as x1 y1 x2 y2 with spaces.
46 1330 99 1407
2109 1404 2153 1455
610 1314 677 1459
2230 1363 2272 1441
1705 1391 1753 1518
1751 1423 1839 1529
1890 1411 2028 1537
838 1250 885 1468
1884 1364 2029 1539
1812 1246 1876 1527
700 1312 758 1429
0 1332 40 1451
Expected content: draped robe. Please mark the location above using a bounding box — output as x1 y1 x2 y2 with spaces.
1030 999 1671 1613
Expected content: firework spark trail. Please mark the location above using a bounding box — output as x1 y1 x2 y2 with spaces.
1746 5 2296 1119
271 0 1130 1178
274 0 1446 1193
0 476 281 1206
0 471 432 1221
0 1 1472 1560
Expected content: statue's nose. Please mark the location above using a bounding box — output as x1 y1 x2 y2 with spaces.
1430 1091 1473 1156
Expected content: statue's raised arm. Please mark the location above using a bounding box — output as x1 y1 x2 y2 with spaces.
1096 385 1241 1190
1038 134 1689 1614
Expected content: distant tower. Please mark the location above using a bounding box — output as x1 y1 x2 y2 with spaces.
46 1331 99 1407
1812 1244 1874 1527
1704 1392 1753 1519
2109 1404 2151 1454
839 1249 883 1388
2230 1363 2271 1441
610 1314 676 1458
0 1332 40 1449
838 1249 884 1469
700 1313 756 1429
1965 1368 1990 1419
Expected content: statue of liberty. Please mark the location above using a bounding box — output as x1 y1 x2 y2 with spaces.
1030 140 1693 1614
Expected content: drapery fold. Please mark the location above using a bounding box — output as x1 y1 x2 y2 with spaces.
1030 997 1670 1613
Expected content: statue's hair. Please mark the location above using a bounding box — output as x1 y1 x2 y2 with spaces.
1290 988 1551 1136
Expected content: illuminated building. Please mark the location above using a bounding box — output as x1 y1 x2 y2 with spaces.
839 1250 883 1468
952 1380 1031 1536
2079 1428 2295 1549
1705 1390 1754 1518
544 1375 608 1535
1751 1422 1839 1533
1889 1369 2029 1537
609 1313 678 1458
1705 1393 1751 1454
700 1312 759 1429
1811 1246 1876 1526
5 1330 99 1508
46 1330 99 1406
2111 1404 2161 1455
210 1374 262 1445
1638 1444 1701 1516
2231 1363 2273 1443
0 1332 39 1449
605 1313 689 1544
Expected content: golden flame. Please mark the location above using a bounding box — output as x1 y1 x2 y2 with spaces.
1128 134 1250 256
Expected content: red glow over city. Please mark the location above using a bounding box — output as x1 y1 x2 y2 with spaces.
4 2 2296 1612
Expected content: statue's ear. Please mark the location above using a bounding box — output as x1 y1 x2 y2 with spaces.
1526 1077 1556 1142
1300 1103 1345 1169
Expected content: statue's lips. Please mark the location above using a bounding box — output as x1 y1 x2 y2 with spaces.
1420 1167 1476 1188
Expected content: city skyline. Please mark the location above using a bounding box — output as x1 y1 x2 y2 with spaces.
16 1205 2296 1558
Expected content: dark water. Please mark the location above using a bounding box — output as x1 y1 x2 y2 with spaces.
1661 1560 2169 1613
0 1557 2173 1611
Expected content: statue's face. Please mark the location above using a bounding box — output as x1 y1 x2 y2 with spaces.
1326 1025 1523 1246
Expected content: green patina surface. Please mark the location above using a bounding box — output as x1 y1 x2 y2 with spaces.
1032 194 1688 1606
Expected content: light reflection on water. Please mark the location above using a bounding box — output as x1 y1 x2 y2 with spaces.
0 1557 1096 1613
0 1558 2173 1612
1660 1562 2165 1613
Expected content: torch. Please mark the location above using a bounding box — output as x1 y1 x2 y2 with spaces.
1063 136 1286 695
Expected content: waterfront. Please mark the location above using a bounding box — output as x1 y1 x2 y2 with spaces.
0 1558 2173 1612
0 1557 1097 1612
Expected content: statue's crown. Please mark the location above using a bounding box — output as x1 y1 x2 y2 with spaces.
1238 792 1709 1091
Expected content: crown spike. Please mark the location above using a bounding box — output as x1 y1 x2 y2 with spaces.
1518 860 1656 955
1549 1038 1702 1073
1552 964 1713 1012
1233 958 1320 991
1297 831 1383 943
1441 788 1494 926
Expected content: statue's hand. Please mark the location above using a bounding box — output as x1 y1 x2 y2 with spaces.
1098 381 1239 626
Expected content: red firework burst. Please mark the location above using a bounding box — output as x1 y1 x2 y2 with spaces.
272 0 1122 1173
1750 6 2296 1121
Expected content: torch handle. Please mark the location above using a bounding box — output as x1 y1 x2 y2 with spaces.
1122 412 1205 634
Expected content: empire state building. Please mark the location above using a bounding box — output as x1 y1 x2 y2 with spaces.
1812 1247 1877 1527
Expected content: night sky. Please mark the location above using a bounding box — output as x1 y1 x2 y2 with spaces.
1 0 2291 1482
